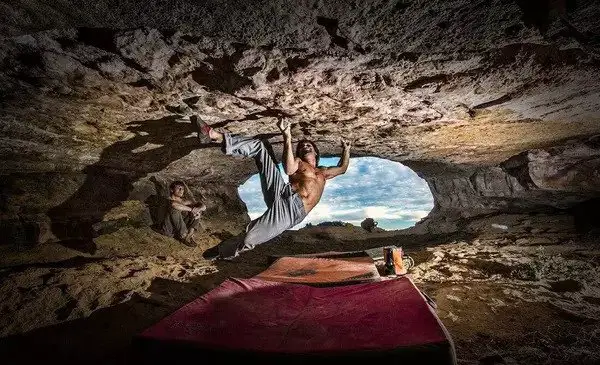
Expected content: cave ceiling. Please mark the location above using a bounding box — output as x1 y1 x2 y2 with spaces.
1 0 599 184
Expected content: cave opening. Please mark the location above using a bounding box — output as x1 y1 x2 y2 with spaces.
238 156 434 230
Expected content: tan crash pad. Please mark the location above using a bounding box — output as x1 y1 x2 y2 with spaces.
255 256 381 285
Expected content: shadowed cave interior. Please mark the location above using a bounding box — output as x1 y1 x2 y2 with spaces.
0 1 600 364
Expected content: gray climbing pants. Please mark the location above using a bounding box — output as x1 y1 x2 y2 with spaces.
218 133 307 259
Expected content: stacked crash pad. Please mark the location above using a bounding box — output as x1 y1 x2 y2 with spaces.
255 255 380 285
134 248 457 364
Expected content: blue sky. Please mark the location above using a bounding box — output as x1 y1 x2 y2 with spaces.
238 157 434 230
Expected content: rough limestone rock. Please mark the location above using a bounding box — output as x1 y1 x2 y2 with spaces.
1 5 600 363
0 0 599 244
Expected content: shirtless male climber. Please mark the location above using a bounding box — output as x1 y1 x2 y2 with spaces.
195 116 351 260
160 180 206 247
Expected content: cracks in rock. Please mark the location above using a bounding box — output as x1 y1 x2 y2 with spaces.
471 82 534 111
316 16 348 50
393 51 420 62
243 108 291 120
404 67 486 93
297 120 317 136
224 95 294 125
472 94 514 110
514 0 579 36
500 152 538 190
316 16 367 54
403 42 587 108
164 104 190 114
11 51 45 86
404 74 449 92
377 124 397 139
265 68 279 82
77 27 119 54
119 64 153 85
585 135 600 149
55 298 77 321
456 103 477 118
243 69 268 81
167 52 182 68
120 267 149 279
490 43 584 68
214 107 293 130
55 36 79 50
189 43 264 95
556 17 600 59
77 27 150 76
191 55 252 94
127 79 155 89
183 96 201 108
515 0 555 34
394 0 412 12
234 96 261 105
285 56 311 73
180 34 201 44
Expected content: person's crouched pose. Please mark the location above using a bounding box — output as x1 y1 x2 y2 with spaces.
160 181 206 247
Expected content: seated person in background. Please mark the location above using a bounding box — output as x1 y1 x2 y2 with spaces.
160 180 206 247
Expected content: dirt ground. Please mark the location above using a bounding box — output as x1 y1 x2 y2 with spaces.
0 218 599 365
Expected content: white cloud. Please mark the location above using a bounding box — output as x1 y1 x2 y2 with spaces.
363 206 389 218
304 203 334 221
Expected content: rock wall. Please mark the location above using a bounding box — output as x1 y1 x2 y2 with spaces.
423 136 600 217
0 0 599 243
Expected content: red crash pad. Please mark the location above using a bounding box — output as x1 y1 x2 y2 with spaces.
135 276 456 363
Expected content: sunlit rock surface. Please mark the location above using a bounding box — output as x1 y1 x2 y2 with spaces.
0 2 599 363
1 0 599 243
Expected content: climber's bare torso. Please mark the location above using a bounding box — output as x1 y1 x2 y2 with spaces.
284 135 351 213
289 159 326 213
